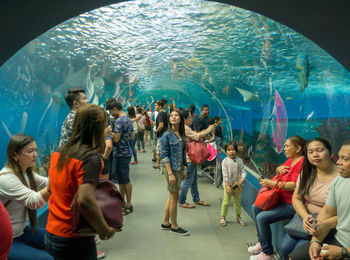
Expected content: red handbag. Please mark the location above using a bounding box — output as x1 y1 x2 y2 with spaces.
254 174 283 211
186 139 210 165
71 179 124 236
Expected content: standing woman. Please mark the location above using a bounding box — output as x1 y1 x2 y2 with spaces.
286 138 338 260
160 110 189 236
45 104 116 260
178 109 215 208
249 136 306 260
0 134 52 260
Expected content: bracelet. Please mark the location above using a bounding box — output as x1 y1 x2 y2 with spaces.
310 239 322 245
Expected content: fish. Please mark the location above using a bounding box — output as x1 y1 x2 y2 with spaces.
235 87 259 102
296 53 310 92
271 90 288 154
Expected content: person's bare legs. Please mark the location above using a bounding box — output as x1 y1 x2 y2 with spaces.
119 184 126 203
162 197 170 225
124 182 133 207
155 154 161 168
169 191 179 229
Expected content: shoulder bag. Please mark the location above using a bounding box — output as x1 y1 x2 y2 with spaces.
284 213 318 240
254 174 283 211
186 139 210 165
71 179 124 236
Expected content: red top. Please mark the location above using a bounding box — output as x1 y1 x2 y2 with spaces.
275 157 304 204
0 201 12 260
46 149 102 238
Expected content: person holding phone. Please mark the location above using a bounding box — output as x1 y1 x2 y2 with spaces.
249 136 306 260
219 142 247 227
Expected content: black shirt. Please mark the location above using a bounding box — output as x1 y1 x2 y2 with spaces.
156 111 168 138
215 126 223 138
198 115 209 131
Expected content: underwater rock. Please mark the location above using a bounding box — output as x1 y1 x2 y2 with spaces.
296 53 310 92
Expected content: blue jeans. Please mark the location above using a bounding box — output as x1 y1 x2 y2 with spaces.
131 135 137 162
279 233 308 260
252 203 295 255
45 232 96 260
179 163 200 204
8 226 53 260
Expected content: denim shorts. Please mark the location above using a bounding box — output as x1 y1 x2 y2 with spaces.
111 156 131 184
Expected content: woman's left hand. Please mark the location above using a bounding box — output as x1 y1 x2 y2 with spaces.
260 179 273 187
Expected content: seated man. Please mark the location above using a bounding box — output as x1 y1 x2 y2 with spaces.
290 140 350 260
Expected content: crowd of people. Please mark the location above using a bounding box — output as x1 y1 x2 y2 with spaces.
0 87 349 260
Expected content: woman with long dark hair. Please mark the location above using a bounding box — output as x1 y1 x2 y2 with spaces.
284 138 338 260
249 136 306 260
127 106 139 165
160 109 189 236
0 134 52 260
45 104 116 260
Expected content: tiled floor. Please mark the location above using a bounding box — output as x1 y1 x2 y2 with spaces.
99 147 257 259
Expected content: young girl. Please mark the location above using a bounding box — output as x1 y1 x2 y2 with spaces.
220 141 247 227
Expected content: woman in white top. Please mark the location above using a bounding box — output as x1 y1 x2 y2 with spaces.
178 109 215 208
0 134 52 260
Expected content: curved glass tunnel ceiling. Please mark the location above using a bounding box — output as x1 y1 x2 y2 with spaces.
1 0 350 174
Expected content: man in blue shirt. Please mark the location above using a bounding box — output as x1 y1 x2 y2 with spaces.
109 101 135 215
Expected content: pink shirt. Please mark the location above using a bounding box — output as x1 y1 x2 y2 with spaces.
297 174 338 214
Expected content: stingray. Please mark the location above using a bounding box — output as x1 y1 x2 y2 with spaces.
2 111 28 138
235 87 259 102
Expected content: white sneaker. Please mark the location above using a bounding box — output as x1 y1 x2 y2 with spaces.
248 242 262 254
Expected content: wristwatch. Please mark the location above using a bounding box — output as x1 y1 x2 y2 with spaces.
342 247 350 259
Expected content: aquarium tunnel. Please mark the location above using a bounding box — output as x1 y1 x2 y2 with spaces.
1 1 350 254
0 0 350 177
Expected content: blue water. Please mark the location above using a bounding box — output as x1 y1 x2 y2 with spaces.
0 0 350 173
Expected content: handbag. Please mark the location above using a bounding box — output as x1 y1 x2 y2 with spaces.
230 182 242 196
254 174 283 211
71 179 124 236
186 139 210 165
284 213 318 240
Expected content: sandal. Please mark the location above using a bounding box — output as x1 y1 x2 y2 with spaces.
179 203 195 209
236 217 246 226
123 205 134 215
194 200 210 206
152 165 160 169
220 217 226 227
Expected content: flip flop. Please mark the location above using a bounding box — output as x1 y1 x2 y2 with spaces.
179 203 195 208
152 165 160 169
194 201 210 206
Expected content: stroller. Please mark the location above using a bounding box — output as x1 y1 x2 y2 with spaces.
198 141 223 187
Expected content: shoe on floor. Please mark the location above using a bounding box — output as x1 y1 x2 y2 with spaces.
249 252 274 260
97 250 106 259
152 159 157 162
130 161 138 165
170 227 190 236
236 217 246 226
143 150 146 153
219 217 226 227
95 236 101 245
248 242 262 254
160 223 171 230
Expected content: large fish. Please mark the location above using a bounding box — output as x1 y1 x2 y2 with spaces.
271 90 288 154
235 87 259 102
296 53 310 92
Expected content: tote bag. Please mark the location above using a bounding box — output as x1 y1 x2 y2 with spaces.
71 179 124 236
284 213 318 240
